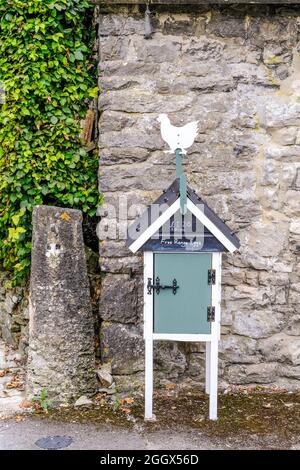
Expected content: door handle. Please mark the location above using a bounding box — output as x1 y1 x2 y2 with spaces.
147 277 179 295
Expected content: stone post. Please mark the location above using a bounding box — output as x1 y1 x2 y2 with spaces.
26 206 97 404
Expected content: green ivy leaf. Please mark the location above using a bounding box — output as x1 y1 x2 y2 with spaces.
74 50 84 61
50 116 58 125
0 0 101 285
88 87 99 98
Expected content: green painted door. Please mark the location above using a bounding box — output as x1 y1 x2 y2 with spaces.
154 253 212 334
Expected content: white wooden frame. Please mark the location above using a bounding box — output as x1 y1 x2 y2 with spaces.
144 251 154 420
143 250 222 421
187 200 237 253
130 200 181 254
129 198 237 254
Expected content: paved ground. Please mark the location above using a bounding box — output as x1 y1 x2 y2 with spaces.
0 418 214 450
1 342 299 450
0 342 25 419
0 415 299 450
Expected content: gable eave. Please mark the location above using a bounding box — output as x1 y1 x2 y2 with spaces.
127 179 240 253
187 187 240 251
126 179 180 250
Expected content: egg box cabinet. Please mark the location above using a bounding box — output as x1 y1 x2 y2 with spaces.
127 178 240 420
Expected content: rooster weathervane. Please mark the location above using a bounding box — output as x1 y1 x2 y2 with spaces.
157 114 199 215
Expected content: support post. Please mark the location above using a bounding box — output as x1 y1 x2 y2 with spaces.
175 147 182 178
208 252 222 420
180 174 187 215
145 338 153 420
205 341 211 394
144 251 154 420
209 338 218 420
175 148 187 215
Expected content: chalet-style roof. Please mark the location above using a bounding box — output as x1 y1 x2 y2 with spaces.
127 178 240 254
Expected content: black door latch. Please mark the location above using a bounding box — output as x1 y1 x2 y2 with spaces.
147 277 179 295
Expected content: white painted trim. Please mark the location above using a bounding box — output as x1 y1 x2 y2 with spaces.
144 252 154 420
153 333 212 342
129 199 180 253
143 252 153 340
217 253 222 341
211 253 221 341
205 342 211 395
145 338 153 420
187 199 237 253
208 252 221 419
209 337 219 420
142 250 222 421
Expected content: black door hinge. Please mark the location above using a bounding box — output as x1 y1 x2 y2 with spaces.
208 269 216 285
207 306 215 322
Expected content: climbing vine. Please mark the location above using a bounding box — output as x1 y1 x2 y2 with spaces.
0 0 101 285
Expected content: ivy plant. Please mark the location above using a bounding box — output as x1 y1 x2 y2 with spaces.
0 0 101 285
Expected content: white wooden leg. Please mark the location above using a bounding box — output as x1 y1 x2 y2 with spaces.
145 338 153 420
209 338 218 420
143 252 154 421
205 341 211 395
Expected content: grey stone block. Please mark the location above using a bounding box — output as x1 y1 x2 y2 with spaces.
26 206 97 403
99 273 142 324
101 322 144 375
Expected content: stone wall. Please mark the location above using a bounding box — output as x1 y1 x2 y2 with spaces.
0 271 28 360
97 3 300 390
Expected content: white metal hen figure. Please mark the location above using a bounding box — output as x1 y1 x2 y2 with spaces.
157 113 199 155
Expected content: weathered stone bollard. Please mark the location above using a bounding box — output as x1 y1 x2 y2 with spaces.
26 205 97 404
